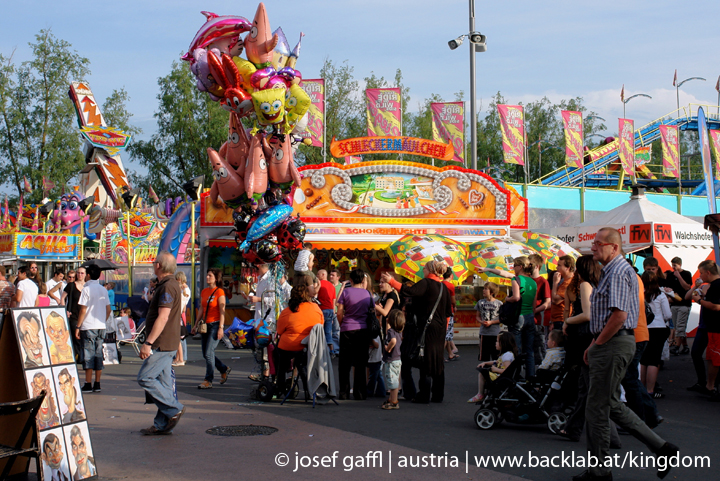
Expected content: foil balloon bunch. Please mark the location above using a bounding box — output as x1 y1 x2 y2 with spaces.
183 2 310 264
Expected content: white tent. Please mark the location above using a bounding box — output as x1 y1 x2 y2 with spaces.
550 187 715 336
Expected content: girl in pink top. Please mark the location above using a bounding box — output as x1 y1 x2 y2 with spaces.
35 281 51 307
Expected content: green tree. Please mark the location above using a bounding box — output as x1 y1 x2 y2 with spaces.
0 29 91 202
102 87 142 138
128 59 228 198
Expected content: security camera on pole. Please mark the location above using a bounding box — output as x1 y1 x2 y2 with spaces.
448 0 487 171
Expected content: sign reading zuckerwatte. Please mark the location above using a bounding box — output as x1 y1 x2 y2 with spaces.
14 234 80 259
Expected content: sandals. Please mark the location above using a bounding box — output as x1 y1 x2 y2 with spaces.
381 401 399 410
651 392 665 399
445 355 460 362
467 394 484 403
248 374 262 382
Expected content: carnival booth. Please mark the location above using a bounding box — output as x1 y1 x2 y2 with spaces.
198 159 529 342
550 186 714 336
0 232 81 277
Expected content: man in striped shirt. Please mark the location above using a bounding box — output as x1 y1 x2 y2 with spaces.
574 227 678 481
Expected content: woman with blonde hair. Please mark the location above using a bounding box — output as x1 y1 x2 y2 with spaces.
380 260 453 403
174 271 191 366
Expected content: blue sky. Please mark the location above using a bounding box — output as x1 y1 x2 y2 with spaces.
2 0 719 180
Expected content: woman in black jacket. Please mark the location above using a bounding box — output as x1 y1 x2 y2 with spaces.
381 260 452 403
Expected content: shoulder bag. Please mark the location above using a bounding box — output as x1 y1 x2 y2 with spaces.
499 276 523 328
408 285 444 365
197 287 220 334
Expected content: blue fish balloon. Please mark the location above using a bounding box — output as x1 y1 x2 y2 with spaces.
239 203 293 251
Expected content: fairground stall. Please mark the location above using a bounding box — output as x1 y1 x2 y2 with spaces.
198 157 529 343
0 231 81 275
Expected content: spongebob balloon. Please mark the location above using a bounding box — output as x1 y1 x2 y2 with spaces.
252 88 286 132
283 84 311 133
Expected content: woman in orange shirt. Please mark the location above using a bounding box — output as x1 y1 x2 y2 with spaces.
192 268 231 389
275 274 323 395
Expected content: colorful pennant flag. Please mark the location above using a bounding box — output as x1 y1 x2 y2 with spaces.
298 79 324 147
148 185 160 204
673 70 677 87
697 108 717 214
618 119 635 175
431 102 465 163
561 111 583 168
344 156 362 165
660 124 679 178
715 75 719 93
23 176 32 193
42 176 56 194
497 105 525 165
16 194 23 232
620 85 625 103
709 130 720 181
1 196 8 230
366 88 402 137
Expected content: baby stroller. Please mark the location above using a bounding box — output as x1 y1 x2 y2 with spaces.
117 296 148 356
474 362 570 433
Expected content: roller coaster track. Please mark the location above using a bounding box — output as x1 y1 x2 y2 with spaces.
535 104 720 187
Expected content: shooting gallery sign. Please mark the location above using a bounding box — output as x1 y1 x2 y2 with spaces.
330 136 455 161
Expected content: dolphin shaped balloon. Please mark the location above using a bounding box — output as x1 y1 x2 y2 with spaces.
239 203 292 251
182 12 252 62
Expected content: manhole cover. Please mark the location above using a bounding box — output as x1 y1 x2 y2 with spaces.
206 425 278 436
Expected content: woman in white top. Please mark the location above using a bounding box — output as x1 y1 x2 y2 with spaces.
174 272 192 366
640 271 672 399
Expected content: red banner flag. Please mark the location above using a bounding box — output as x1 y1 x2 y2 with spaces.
298 79 324 147
673 70 677 87
659 125 679 178
366 88 402 137
42 176 56 194
618 119 635 175
431 102 464 163
709 130 720 181
23 176 32 193
497 105 525 165
561 111 583 168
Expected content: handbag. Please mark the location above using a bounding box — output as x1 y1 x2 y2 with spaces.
499 276 523 328
197 287 220 334
644 301 655 325
408 286 444 365
367 300 382 341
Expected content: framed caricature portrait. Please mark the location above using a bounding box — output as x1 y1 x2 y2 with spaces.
42 308 75 365
40 427 72 481
15 309 51 368
64 422 97 480
24 368 61 430
53 365 86 425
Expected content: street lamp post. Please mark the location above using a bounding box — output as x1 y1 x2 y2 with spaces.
448 0 487 171
675 75 706 116
622 93 652 119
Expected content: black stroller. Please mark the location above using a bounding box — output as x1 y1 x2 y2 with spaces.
473 360 570 433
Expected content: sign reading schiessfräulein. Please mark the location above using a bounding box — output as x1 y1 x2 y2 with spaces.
330 136 454 161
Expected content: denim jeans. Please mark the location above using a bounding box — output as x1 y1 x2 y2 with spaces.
137 350 184 431
322 309 339 351
201 322 228 382
367 361 386 397
81 329 105 371
514 314 536 377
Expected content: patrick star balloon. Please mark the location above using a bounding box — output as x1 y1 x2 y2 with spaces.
208 147 246 208
219 112 252 173
245 134 269 202
266 134 302 187
245 3 279 67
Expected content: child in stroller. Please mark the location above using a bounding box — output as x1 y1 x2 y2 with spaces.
473 331 570 432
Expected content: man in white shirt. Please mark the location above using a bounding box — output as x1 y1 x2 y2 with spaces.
15 266 39 307
46 270 66 306
76 264 111 393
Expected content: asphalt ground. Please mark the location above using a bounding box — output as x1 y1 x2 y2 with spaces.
72 337 720 481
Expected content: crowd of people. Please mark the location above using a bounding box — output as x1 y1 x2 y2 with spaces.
2 225 719 481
